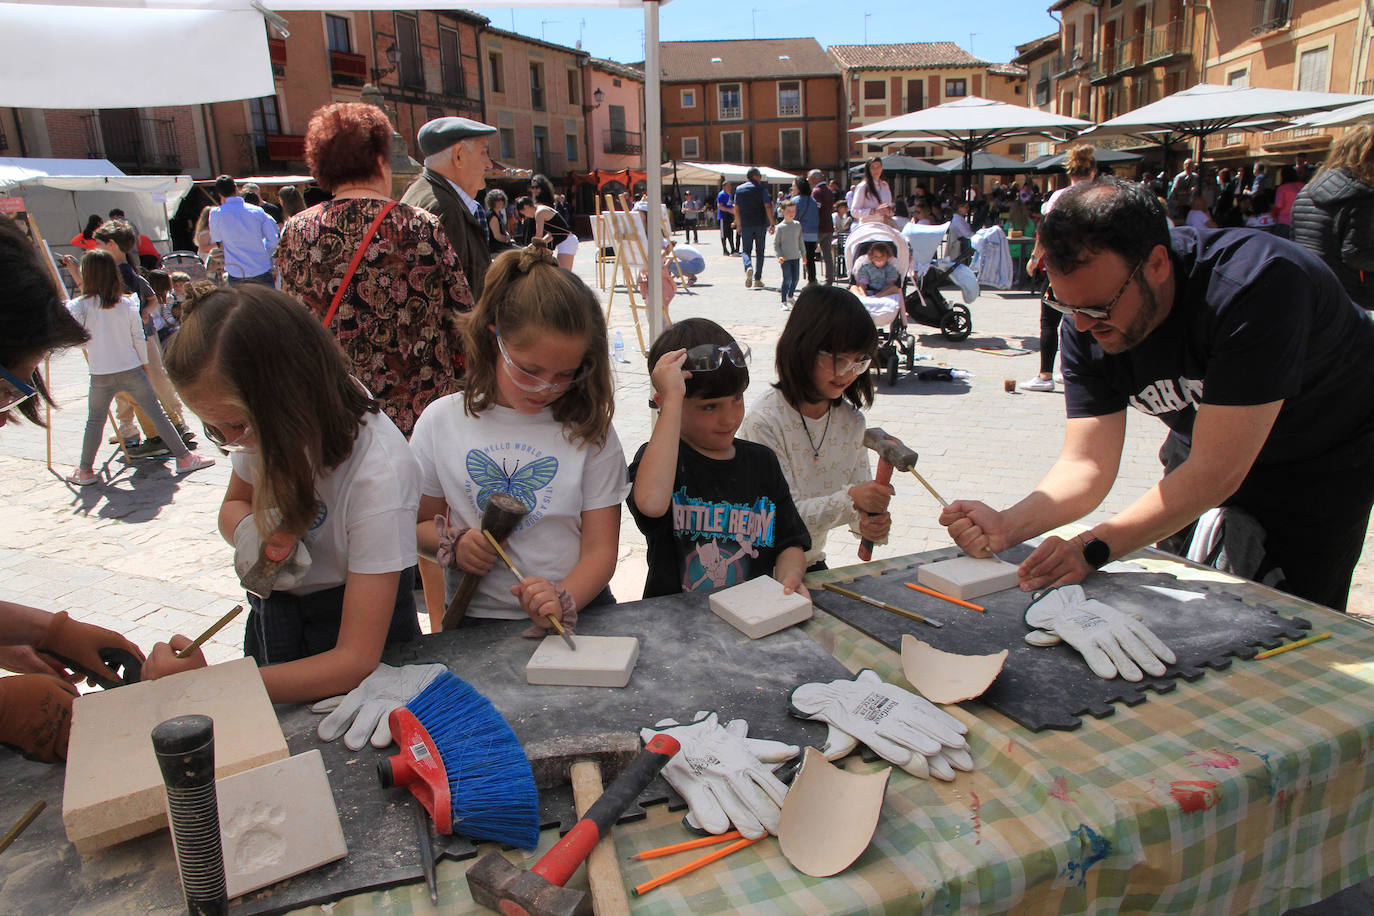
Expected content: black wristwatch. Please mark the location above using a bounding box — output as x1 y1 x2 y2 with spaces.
1076 534 1111 570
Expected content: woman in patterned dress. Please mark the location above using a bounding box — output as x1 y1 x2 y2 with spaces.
275 101 474 437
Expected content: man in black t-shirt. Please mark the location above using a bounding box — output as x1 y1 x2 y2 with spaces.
940 177 1374 610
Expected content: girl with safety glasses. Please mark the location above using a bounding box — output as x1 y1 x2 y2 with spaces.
411 243 628 634
739 285 893 572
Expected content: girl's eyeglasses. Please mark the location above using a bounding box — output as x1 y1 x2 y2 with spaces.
496 333 590 395
818 351 872 378
1043 258 1143 321
684 342 751 372
203 422 254 452
0 364 37 413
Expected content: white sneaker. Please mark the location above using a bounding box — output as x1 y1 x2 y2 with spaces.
745 268 754 288
1018 377 1055 393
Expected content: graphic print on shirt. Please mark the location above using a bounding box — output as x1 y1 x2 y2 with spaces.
465 447 559 523
1129 377 1204 417
672 489 776 590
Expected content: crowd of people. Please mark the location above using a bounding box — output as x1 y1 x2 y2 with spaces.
2 99 1371 770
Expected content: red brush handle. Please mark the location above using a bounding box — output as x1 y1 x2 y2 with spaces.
858 459 894 561
379 709 453 834
531 734 680 888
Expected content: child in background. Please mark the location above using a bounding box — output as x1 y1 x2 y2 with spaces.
775 200 802 309
739 286 892 572
411 244 627 633
64 250 213 486
853 240 901 300
142 284 420 703
146 270 180 345
629 318 810 597
168 270 192 323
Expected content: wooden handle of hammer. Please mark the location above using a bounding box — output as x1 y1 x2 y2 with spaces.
858 460 895 562
442 494 528 630
571 760 632 916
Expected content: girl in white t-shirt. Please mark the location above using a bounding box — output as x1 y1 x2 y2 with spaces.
64 250 212 485
738 285 892 571
411 243 628 633
140 285 423 704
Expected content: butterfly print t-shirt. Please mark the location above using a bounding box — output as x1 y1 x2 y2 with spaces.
409 394 630 619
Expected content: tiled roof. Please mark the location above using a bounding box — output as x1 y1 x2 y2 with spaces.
988 62 1028 78
484 26 588 59
660 38 840 82
591 58 644 82
1012 33 1060 65
827 42 987 72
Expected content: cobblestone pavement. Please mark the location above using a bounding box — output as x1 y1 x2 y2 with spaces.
2 230 1370 668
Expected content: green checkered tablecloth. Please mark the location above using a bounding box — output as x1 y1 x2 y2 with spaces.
307 548 1374 915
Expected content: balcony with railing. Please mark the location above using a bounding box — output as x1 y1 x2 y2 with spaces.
84 114 181 174
330 50 367 87
604 130 642 155
1089 33 1143 84
1141 18 1191 66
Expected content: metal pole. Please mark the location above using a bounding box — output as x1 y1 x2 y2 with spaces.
645 0 665 342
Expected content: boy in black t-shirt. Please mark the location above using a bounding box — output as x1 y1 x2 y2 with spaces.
629 318 810 598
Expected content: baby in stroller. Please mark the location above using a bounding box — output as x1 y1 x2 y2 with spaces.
844 224 907 329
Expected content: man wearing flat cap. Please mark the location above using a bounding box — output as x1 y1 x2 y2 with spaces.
401 116 496 297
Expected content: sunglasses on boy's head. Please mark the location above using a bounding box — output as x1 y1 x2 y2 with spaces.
1042 258 1144 321
683 342 751 372
0 364 37 413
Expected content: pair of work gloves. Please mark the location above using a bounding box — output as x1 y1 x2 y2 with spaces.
232 514 312 594
312 662 447 750
0 612 145 763
1025 584 1175 682
790 670 974 782
433 515 578 636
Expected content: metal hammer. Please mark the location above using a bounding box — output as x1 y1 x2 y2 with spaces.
443 492 528 630
466 734 680 916
859 427 918 561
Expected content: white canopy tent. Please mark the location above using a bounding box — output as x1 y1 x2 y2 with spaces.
1078 83 1374 166
664 161 799 187
1291 99 1374 129
0 157 193 254
851 97 1090 187
0 0 674 338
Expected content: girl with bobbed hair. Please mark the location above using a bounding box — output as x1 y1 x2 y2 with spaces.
143 283 423 703
275 101 474 436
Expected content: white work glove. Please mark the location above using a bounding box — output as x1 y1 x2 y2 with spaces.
312 663 447 750
789 669 972 781
640 711 798 839
232 514 311 592
1024 584 1176 682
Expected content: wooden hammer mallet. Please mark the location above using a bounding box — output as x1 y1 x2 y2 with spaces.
859 427 919 561
442 492 528 630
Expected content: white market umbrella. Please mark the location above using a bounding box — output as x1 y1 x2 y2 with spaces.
1079 83 1373 166
1291 98 1374 129
936 151 1028 173
664 161 799 186
851 96 1089 187
1 0 676 340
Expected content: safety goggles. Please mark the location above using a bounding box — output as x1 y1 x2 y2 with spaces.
0 364 37 413
684 342 751 372
203 422 254 452
818 351 872 378
496 333 590 395
1042 258 1143 321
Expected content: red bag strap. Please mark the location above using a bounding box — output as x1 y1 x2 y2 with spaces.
321 200 397 328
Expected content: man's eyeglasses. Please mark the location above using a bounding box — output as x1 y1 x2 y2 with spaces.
684 342 751 372
496 333 590 395
0 364 37 413
1043 258 1145 321
203 422 254 452
818 351 872 378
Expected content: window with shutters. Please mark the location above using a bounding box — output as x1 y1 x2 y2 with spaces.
863 80 885 101
439 27 463 97
779 129 802 168
395 14 423 89
1297 45 1329 92
721 130 743 163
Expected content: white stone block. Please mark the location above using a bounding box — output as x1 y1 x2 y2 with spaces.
525 635 640 688
709 576 813 639
916 556 1020 601
216 750 347 899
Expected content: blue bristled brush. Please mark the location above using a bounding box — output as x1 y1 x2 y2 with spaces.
377 671 540 848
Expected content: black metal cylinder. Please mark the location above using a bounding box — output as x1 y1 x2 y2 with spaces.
152 714 228 916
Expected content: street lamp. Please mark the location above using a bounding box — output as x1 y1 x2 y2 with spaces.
584 87 605 112
370 42 402 84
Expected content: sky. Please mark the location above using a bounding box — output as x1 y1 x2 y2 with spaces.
490 0 1061 68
